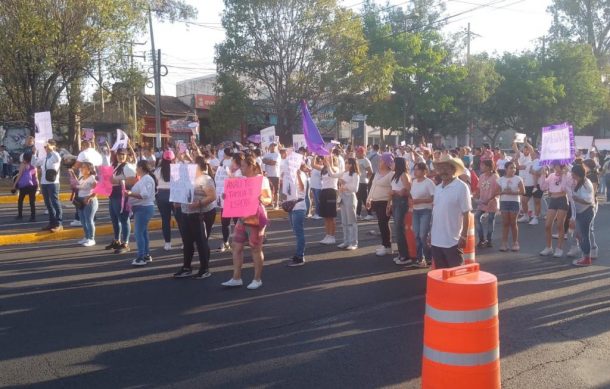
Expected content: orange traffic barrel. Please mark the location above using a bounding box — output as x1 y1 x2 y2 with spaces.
421 263 500 388
463 212 476 264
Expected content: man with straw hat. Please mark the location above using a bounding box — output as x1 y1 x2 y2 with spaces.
430 154 473 268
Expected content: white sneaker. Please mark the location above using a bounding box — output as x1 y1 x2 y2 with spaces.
82 239 96 247
553 248 564 258
324 236 336 244
70 220 82 227
566 245 581 258
517 215 530 223
376 246 392 256
246 279 263 290
337 243 348 249
590 247 598 259
345 245 358 250
528 217 539 225
364 215 375 221
77 237 88 244
163 242 172 251
540 247 554 256
319 235 330 244
221 278 243 287
395 258 414 266
312 214 322 220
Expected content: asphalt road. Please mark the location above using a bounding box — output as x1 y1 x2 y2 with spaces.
1 210 610 388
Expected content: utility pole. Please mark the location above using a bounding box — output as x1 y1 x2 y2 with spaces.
148 7 162 149
98 51 104 114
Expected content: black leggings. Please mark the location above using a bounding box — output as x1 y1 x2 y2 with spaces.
181 213 210 271
221 215 238 243
356 183 368 216
372 200 391 248
18 185 37 217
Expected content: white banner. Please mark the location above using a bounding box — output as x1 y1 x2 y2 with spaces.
575 135 594 150
292 134 306 150
34 111 53 160
594 139 610 151
540 125 572 163
169 163 197 204
111 129 129 151
260 126 276 148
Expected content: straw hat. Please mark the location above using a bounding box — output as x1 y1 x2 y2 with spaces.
433 154 465 177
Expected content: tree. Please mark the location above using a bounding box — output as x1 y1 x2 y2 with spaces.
208 73 254 143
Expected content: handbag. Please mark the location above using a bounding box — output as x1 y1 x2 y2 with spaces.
243 204 268 227
44 156 58 182
72 197 85 210
281 198 304 212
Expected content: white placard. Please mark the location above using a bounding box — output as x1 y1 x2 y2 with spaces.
34 111 53 160
575 135 594 150
282 150 304 196
169 163 197 204
111 129 129 151
260 126 276 148
540 125 572 163
214 166 229 207
514 132 526 143
292 134 306 150
594 139 610 151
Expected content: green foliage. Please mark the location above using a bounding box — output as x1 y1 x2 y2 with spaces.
208 73 253 142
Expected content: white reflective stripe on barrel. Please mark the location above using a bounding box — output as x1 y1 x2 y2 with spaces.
423 345 499 366
425 303 498 323
467 228 475 235
463 252 475 259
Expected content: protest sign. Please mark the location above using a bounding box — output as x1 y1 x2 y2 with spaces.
282 150 304 196
177 141 187 154
111 129 129 151
83 128 95 141
222 176 264 218
292 134 306 150
260 126 276 147
169 163 197 203
539 123 575 166
34 111 53 160
400 140 406 146
514 133 526 143
92 165 114 196
575 135 594 150
594 139 610 151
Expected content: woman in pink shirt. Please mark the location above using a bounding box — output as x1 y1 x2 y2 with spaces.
539 162 572 257
474 159 500 248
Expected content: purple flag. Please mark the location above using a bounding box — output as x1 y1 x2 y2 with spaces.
301 100 329 156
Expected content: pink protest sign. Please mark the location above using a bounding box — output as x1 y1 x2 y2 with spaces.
222 176 263 218
92 165 114 196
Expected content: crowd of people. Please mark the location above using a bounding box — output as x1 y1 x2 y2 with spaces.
7 133 606 289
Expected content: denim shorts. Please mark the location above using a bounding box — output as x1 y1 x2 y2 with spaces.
500 201 520 213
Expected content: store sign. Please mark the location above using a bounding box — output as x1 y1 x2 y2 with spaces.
167 119 199 134
194 95 217 110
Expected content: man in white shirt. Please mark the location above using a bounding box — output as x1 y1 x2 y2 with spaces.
430 155 472 268
263 142 281 208
75 140 103 168
33 140 63 232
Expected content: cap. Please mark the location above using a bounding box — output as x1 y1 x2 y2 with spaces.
162 149 175 161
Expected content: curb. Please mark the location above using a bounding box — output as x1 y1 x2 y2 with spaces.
0 209 287 246
0 193 108 204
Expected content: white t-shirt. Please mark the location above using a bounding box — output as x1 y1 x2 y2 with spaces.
410 177 436 210
208 158 220 170
77 148 103 167
35 151 61 185
310 169 321 190
263 152 280 177
357 158 372 184
497 175 523 203
77 175 96 198
518 154 533 186
286 170 308 211
496 158 510 171
129 174 156 207
431 178 472 248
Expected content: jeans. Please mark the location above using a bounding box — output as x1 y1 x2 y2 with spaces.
340 192 358 246
17 185 37 218
312 188 321 216
156 189 179 243
78 197 98 240
474 209 496 241
304 182 311 215
372 200 391 248
289 209 306 258
133 205 154 258
392 196 409 258
181 212 210 271
575 206 595 255
109 195 130 243
41 183 62 227
412 208 432 260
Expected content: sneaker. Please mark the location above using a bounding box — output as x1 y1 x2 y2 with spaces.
572 257 592 267
114 243 130 254
163 242 172 251
590 247 598 259
566 245 581 258
376 246 392 256
221 278 243 287
553 248 564 258
105 240 120 250
477 240 487 249
337 243 348 249
194 271 212 279
517 215 530 223
82 239 96 247
70 220 82 227
287 257 305 267
540 247 554 256
50 225 63 233
173 267 193 278
144 255 153 262
395 258 414 266
320 236 336 245
345 245 358 250
218 243 227 253
511 243 520 252
528 217 539 225
131 257 148 266
416 259 429 268
312 214 322 220
364 215 375 221
247 279 263 290
77 237 88 245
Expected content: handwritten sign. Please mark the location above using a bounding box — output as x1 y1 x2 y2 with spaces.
595 139 610 151
222 176 263 218
34 111 53 160
539 123 575 166
169 163 197 203
83 128 95 141
92 165 114 196
575 135 594 150
292 134 306 150
111 129 129 151
260 126 276 148
514 132 526 143
214 166 229 207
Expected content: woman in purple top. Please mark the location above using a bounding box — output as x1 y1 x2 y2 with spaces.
13 152 38 222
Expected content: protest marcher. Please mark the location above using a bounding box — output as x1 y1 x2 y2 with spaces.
355 146 373 220
582 159 599 259
474 159 499 248
34 140 63 232
539 163 571 257
13 152 38 221
315 155 339 244
286 163 309 266
174 156 217 279
106 148 136 254
72 162 98 247
331 157 359 250
430 155 472 269
410 162 435 266
71 140 103 227
366 152 394 256
126 160 157 266
155 150 180 251
217 153 243 252
262 142 281 209
570 165 595 267
497 161 525 251
389 157 412 265
0 145 11 178
513 140 533 223
222 154 272 290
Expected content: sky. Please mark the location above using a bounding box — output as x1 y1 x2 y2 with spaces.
146 0 553 96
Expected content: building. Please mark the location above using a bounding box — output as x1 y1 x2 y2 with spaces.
139 95 198 145
176 75 219 141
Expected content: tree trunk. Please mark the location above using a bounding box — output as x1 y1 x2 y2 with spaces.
67 78 82 153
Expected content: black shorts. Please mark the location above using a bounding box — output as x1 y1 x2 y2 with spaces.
525 185 544 199
318 188 337 218
548 196 569 211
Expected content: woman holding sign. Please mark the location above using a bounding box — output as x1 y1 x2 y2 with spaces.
539 163 572 258
106 148 136 254
222 155 272 290
126 160 157 266
72 162 98 247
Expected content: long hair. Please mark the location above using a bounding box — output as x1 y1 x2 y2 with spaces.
346 157 359 176
137 159 157 188
159 158 171 183
242 154 261 175
392 157 407 183
481 159 496 174
195 156 209 175
572 164 586 193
